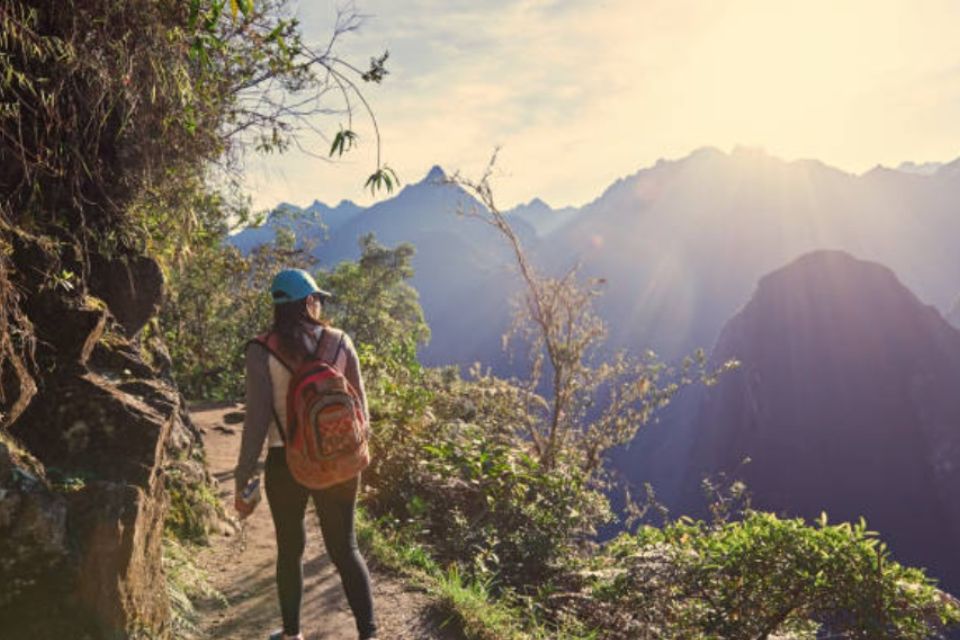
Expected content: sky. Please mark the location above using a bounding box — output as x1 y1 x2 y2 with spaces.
242 0 960 211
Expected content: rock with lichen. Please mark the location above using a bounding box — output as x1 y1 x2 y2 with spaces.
0 233 217 638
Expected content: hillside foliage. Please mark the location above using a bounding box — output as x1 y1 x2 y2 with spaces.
172 218 960 637
582 513 960 639
4 0 957 637
0 0 393 416
0 0 396 634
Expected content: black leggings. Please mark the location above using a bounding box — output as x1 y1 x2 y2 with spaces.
264 448 377 639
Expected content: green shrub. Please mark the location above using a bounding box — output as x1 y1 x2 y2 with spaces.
583 511 960 639
364 359 610 591
357 510 592 640
318 234 430 352
417 420 608 586
161 223 314 401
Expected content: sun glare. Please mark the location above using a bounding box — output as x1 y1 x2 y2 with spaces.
674 1 895 154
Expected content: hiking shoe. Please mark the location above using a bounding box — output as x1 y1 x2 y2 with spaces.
268 632 304 640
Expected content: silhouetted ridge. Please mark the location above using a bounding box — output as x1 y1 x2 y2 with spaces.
948 297 960 330
685 250 960 593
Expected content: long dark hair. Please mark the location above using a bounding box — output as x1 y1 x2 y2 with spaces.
272 297 328 361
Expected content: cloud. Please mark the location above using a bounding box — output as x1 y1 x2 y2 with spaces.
243 0 960 212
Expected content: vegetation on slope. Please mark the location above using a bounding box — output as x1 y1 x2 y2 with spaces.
164 208 960 636
5 0 954 636
1 0 395 635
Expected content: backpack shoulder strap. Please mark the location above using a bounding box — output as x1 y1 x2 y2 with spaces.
248 332 295 372
246 332 271 352
247 332 288 444
315 327 346 370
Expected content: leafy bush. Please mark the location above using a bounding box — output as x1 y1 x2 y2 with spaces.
357 510 576 640
319 233 431 352
363 357 610 593
581 512 960 639
161 222 314 400
162 228 429 401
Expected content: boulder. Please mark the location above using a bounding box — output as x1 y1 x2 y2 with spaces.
23 290 107 366
70 479 169 637
13 371 173 486
88 253 164 337
3 323 185 637
0 438 70 610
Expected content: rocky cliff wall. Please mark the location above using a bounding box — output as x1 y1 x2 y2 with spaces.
0 232 210 639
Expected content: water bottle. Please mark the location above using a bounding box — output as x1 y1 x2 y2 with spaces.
239 476 261 516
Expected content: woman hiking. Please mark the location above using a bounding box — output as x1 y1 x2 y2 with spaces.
234 268 378 640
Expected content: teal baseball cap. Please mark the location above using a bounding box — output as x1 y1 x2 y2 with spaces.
270 269 331 305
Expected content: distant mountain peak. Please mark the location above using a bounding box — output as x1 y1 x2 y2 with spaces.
650 146 724 170
731 144 769 157
755 250 896 294
864 164 894 176
687 249 960 592
522 197 552 211
896 161 944 176
687 146 725 160
423 165 447 183
506 197 553 215
306 198 361 212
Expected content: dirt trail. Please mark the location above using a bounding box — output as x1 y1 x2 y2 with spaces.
192 403 458 640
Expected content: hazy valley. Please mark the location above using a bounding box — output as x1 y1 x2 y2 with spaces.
234 147 960 592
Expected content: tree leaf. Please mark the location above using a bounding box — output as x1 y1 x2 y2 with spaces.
188 0 201 29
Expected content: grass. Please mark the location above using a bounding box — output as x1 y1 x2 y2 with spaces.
162 535 227 639
356 509 595 640
432 566 534 640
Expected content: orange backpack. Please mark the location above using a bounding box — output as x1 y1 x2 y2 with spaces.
252 329 370 489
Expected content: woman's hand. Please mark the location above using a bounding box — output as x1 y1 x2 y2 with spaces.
235 476 262 519
235 493 257 519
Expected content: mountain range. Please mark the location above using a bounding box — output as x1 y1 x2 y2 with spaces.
231 148 960 590
233 147 960 365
